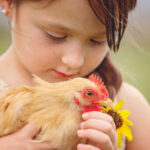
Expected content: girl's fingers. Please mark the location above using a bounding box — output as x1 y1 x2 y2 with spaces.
77 143 101 150
80 119 117 145
82 112 116 130
31 142 53 150
19 123 40 138
77 129 113 150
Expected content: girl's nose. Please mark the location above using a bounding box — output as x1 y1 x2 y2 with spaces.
61 45 84 69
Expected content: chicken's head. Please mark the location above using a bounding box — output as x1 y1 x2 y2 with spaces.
73 74 111 114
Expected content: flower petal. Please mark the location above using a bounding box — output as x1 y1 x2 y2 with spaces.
124 119 133 126
121 125 133 141
117 130 123 147
120 110 130 118
115 100 124 112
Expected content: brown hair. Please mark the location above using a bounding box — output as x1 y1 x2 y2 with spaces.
88 0 137 51
87 0 137 99
9 0 137 99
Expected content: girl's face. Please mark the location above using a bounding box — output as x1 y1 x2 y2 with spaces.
11 0 108 83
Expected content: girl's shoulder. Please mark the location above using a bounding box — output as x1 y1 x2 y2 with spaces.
116 82 149 107
116 82 150 150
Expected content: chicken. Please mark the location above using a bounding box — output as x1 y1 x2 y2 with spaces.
0 74 113 150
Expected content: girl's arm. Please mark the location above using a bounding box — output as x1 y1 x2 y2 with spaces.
117 82 150 150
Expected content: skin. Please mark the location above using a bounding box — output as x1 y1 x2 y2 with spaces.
0 0 108 86
0 0 150 150
0 123 52 150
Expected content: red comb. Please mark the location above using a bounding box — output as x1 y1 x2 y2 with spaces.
89 74 102 87
89 74 109 99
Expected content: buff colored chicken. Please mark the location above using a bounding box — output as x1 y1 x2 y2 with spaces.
0 75 113 150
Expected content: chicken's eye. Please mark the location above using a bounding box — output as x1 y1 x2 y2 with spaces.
81 88 98 100
86 91 94 97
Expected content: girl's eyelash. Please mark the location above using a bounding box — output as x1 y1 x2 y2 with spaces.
45 32 67 41
45 31 106 45
90 39 106 45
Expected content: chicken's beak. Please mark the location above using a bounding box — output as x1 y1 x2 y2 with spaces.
99 99 114 109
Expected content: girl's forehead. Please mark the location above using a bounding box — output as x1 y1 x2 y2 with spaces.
20 0 106 36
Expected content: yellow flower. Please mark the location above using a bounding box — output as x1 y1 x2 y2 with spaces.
101 99 133 147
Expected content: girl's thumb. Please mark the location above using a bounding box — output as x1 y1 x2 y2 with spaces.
20 123 40 138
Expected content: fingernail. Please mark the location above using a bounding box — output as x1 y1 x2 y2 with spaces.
77 144 84 149
82 113 88 119
77 130 84 137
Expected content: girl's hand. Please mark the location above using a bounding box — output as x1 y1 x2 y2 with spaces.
0 123 53 150
77 111 118 150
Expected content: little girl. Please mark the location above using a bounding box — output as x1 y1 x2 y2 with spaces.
0 0 150 150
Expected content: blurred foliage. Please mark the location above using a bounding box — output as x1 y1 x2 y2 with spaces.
0 29 11 54
111 37 150 103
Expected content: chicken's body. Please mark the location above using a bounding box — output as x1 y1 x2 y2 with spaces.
0 75 112 150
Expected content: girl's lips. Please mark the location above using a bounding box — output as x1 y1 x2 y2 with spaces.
53 69 73 78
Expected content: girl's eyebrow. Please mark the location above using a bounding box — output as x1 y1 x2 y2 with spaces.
46 22 72 32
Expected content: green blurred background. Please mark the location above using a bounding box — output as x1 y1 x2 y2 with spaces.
0 0 150 103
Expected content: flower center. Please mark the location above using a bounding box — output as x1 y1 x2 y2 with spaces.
107 110 123 129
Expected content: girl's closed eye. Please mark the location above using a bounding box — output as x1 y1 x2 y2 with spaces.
89 39 107 46
44 30 106 46
45 31 67 41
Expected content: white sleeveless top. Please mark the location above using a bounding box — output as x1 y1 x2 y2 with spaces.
0 79 126 150
0 79 8 90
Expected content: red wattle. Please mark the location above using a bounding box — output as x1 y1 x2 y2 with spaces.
82 104 101 114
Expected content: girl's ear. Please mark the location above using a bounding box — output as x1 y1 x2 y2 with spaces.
0 0 14 18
